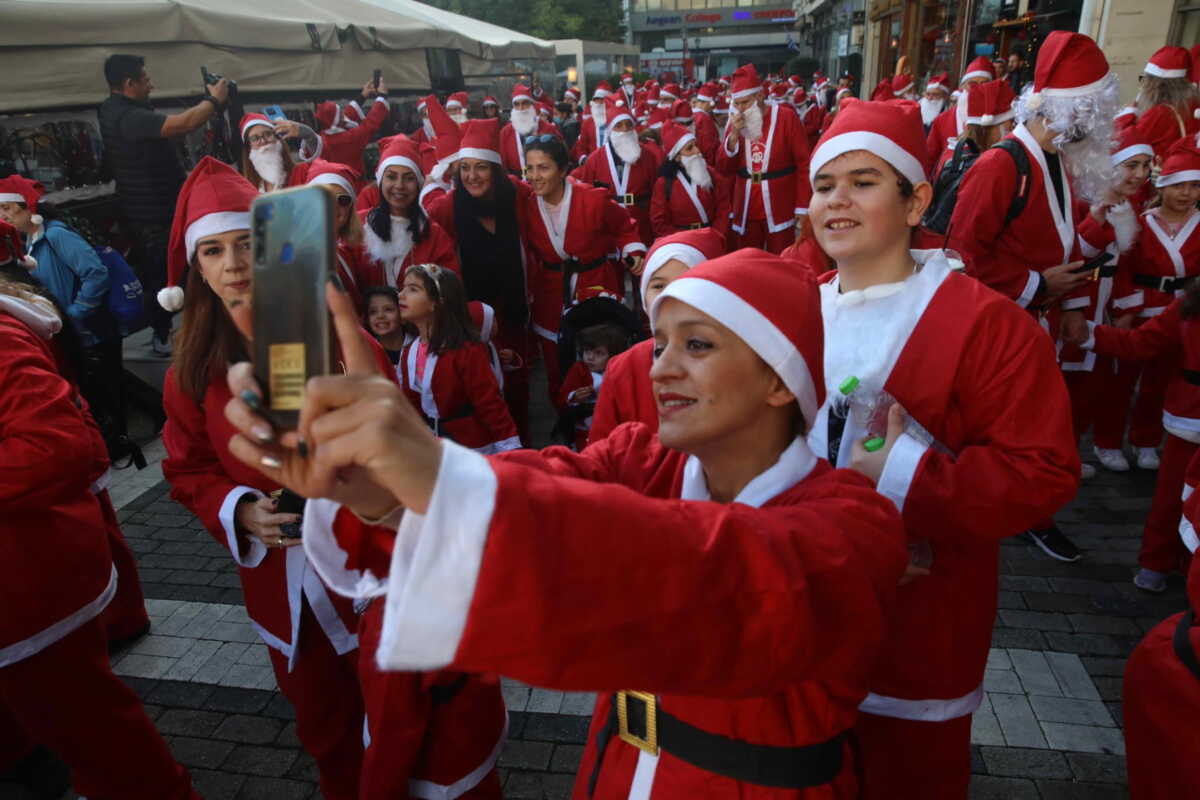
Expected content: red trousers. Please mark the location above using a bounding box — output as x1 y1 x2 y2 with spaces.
0 617 197 799
96 489 151 642
1093 324 1170 449
266 601 365 800
1064 362 1114 442
1141 434 1197 573
854 712 972 800
736 219 796 255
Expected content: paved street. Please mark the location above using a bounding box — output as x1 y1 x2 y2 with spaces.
21 431 1182 799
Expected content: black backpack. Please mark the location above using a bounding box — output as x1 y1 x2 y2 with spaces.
922 137 1032 236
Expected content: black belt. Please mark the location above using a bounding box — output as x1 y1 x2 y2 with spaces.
1094 263 1117 279
544 255 609 306
430 674 468 705
1184 370 1200 387
615 192 651 208
426 403 475 441
1133 274 1196 293
736 165 796 183
678 222 708 231
587 692 845 795
1174 610 1200 681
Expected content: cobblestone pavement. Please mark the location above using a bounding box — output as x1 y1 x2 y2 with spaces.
29 438 1182 799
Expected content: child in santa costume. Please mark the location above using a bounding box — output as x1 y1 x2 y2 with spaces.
557 320 631 450
588 227 725 443
315 75 390 173
223 247 910 800
650 123 732 239
159 158 372 799
924 57 995 168
395 263 520 454
803 98 1079 800
360 136 459 287
366 285 407 371
0 280 198 800
302 159 373 313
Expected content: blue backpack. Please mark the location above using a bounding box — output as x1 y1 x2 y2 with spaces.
95 245 147 336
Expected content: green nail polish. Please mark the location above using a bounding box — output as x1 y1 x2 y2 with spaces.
864 437 886 453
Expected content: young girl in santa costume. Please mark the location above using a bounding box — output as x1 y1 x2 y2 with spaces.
223 248 912 800
803 98 1079 800
588 226 725 442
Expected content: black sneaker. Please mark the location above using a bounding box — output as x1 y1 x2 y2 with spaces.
1022 526 1081 562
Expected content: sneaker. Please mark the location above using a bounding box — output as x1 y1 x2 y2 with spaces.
1080 463 1097 480
1022 526 1082 562
1136 447 1161 470
1094 446 1130 472
149 332 172 357
1133 567 1167 594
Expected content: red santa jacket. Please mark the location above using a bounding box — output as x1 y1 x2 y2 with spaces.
948 123 1084 310
398 340 520 453
588 338 655 444
924 107 958 169
1124 208 1200 319
572 141 660 245
716 103 812 235
417 181 450 218
572 115 604 163
319 96 390 172
809 250 1080 712
692 111 720 164
1135 103 1200 159
800 103 825 149
500 119 561 178
358 210 460 287
649 166 732 238
336 238 374 314
0 311 113 662
357 423 907 799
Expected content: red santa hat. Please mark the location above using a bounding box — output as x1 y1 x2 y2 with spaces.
810 99 929 188
160 156 257 312
1156 137 1200 187
634 100 650 121
653 248 824 433
714 95 730 114
926 72 949 94
562 86 580 102
788 74 802 88
730 64 763 101
482 95 499 109
646 87 661 106
240 112 276 142
416 96 429 113
718 75 731 88
0 218 35 270
621 74 635 86
640 227 725 300
696 82 718 103
605 96 635 129
1110 126 1153 167
870 79 895 102
1028 31 1110 101
812 71 828 89
769 83 791 103
448 92 470 111
313 102 341 132
592 81 613 100
467 300 497 342
1144 46 1192 79
0 174 45 228
457 118 502 165
374 135 425 187
960 56 996 85
661 83 682 101
511 84 534 105
891 73 915 96
646 106 670 131
537 101 554 118
304 158 359 197
964 79 1016 126
423 95 462 166
661 123 695 162
343 101 364 128
671 99 693 124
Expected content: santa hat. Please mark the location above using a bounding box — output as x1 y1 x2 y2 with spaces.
604 96 635 129
1110 126 1153 167
592 81 613 100
654 248 824 433
375 136 425 187
1144 46 1191 79
646 88 661 106
718 75 731 87
0 174 45 228
640 227 724 300
671 99 693 124
0 218 35 270
635 100 650 121
788 74 802 87
714 95 730 114
1156 137 1200 187
562 86 580 102
791 88 807 106
457 118 502 165
511 84 534 105
621 74 635 86
416 96 429 113
810 99 928 188
730 64 763 101
646 107 670 131
812 71 828 88
870 79 895 102
696 82 718 103
661 123 695 162
537 101 554 118
445 91 469 111
343 101 364 128
661 83 682 101
926 72 949 93
240 112 276 142
1028 31 1110 102
961 56 996 85
482 95 499 109
313 102 341 132
160 157 257 312
305 158 359 197
769 83 791 104
422 95 461 167
964 79 1016 126
467 300 497 342
891 73 915 96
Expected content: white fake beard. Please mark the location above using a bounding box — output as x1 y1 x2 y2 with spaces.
511 107 538 137
450 110 468 125
682 153 712 190
610 130 641 164
741 103 764 141
920 96 945 126
423 118 435 139
248 141 287 188
590 101 606 126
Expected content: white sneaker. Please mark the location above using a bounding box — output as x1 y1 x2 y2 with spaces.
1136 447 1161 470
1133 567 1167 593
1094 447 1130 472
1080 463 1097 480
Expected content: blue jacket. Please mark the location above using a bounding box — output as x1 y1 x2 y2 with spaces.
28 220 111 344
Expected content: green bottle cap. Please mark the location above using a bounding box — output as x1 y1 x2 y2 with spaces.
838 376 860 395
863 436 886 453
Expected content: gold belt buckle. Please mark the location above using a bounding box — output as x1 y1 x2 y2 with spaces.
618 193 635 205
688 222 703 229
750 172 764 183
616 691 659 755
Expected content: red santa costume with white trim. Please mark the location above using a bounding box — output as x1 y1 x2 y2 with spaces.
589 228 726 444
300 159 372 312
416 95 462 217
304 249 909 800
572 95 659 245
804 100 1080 800
316 93 390 172
692 82 721 163
572 82 614 163
650 124 732 239
500 84 562 179
238 113 308 191
924 57 995 167
1134 47 1200 159
716 64 811 254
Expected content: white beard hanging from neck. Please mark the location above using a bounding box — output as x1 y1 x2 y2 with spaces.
682 153 712 189
450 110 468 125
741 102 764 141
610 130 641 164
511 107 538 137
591 101 607 126
919 96 946 126
248 140 287 189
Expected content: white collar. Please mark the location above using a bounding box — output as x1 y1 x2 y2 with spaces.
680 436 818 507
826 249 958 308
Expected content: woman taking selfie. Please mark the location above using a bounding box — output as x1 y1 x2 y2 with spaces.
238 113 311 193
223 247 911 800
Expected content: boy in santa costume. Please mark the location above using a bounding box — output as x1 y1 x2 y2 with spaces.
924 56 995 166
717 63 812 254
223 247 910 800
315 75 391 173
649 123 732 239
803 98 1079 800
573 96 661 246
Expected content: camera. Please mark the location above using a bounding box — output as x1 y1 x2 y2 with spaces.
201 65 237 92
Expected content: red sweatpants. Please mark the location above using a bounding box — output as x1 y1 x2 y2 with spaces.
1093 328 1171 449
96 489 152 642
854 712 972 800
736 219 796 255
1141 434 1197 573
0 616 197 799
266 602 365 800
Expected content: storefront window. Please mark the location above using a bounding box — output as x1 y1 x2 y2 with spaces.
1177 5 1200 44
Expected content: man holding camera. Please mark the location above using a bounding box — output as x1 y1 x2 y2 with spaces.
98 54 229 356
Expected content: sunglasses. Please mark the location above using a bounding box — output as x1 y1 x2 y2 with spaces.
335 194 353 208
523 133 557 145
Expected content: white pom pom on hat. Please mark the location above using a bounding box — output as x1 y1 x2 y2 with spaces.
158 286 185 312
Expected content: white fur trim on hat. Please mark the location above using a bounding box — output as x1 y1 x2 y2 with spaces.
809 130 927 188
640 242 705 299
456 147 502 165
1157 169 1200 187
657 276 820 432
308 172 355 196
731 86 762 101
185 211 251 263
240 118 274 141
966 109 1015 126
483 97 500 107
960 70 991 84
1111 143 1154 166
0 192 24 204
667 131 696 161
375 156 425 187
697 92 714 103
445 98 464 110
593 88 611 99
1039 73 1112 98
158 285 185 312
1145 62 1188 79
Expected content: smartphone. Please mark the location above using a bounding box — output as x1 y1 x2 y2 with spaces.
275 488 306 538
1071 251 1114 275
373 69 382 90
251 186 335 429
263 105 287 123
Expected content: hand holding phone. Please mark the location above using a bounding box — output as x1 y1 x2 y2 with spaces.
1070 251 1114 277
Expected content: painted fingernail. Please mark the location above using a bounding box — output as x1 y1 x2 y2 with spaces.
261 454 282 469
240 389 263 411
297 438 309 459
863 437 886 453
252 424 274 442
